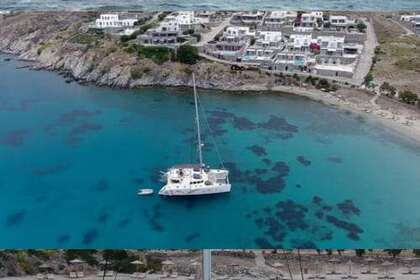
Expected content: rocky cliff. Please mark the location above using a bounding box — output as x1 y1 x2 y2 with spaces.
0 12 276 91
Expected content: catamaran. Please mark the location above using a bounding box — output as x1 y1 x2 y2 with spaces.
158 74 231 196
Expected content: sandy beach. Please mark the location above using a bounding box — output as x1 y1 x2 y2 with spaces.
266 85 420 147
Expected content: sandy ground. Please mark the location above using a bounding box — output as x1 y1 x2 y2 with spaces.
225 80 420 146
267 85 420 147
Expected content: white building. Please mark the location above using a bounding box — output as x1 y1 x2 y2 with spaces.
400 15 415 22
95 14 139 28
163 11 209 32
414 15 420 29
264 10 297 27
272 52 316 72
242 48 275 63
299 11 324 30
255 31 283 48
223 26 255 39
329 15 356 29
234 11 265 24
288 34 314 52
138 11 209 45
317 36 345 56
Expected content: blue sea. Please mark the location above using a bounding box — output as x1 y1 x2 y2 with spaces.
0 54 420 249
1 0 420 11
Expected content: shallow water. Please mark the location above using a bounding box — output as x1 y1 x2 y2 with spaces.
1 0 420 11
0 54 420 249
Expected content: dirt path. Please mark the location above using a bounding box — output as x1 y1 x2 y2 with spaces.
194 16 232 47
352 18 378 86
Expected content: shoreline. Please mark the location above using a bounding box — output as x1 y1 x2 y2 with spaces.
3 51 420 147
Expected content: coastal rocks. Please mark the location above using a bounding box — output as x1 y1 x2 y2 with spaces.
0 12 278 92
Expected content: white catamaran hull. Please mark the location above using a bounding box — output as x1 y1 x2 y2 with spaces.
159 184 231 196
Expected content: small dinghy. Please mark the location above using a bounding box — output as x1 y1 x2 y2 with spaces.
137 189 154 196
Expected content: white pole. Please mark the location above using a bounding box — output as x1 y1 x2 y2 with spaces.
192 73 203 168
202 250 211 280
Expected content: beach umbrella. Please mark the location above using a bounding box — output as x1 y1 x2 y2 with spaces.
402 257 418 263
364 257 376 273
314 260 322 276
272 262 285 268
39 264 52 270
190 261 200 280
328 257 340 273
131 260 144 273
162 260 175 265
402 257 418 273
69 259 85 265
39 264 52 274
190 261 200 267
381 261 393 277
346 260 353 276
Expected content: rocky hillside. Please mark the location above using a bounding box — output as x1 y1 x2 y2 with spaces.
0 12 276 91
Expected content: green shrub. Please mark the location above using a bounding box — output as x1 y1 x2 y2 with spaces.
317 78 330 90
137 45 173 64
364 72 374 85
399 91 419 104
176 45 199 65
69 33 102 45
356 21 367 33
130 67 151 79
380 82 397 96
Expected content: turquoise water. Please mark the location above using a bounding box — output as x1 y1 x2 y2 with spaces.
1 0 420 11
1 54 420 249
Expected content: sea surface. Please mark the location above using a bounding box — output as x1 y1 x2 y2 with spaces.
1 0 420 11
1 54 420 249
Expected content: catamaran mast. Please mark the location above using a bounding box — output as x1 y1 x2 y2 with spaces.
192 73 204 168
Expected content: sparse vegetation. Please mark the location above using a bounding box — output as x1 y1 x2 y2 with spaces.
130 66 152 79
370 15 420 101
380 82 397 97
176 45 199 65
69 33 102 45
399 90 418 105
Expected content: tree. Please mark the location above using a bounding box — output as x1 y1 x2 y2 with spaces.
384 249 402 258
355 249 366 257
357 21 367 33
399 91 418 105
176 45 199 65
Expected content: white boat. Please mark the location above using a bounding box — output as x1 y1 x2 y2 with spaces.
159 74 231 196
137 189 154 196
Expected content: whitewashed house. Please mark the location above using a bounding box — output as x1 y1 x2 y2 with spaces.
271 52 316 72
138 11 208 45
164 11 209 32
255 31 283 48
263 11 297 28
414 15 420 33
95 14 138 28
233 11 265 25
210 26 256 61
241 31 283 63
400 15 415 22
328 15 356 30
288 34 314 52
317 36 345 57
296 11 323 31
